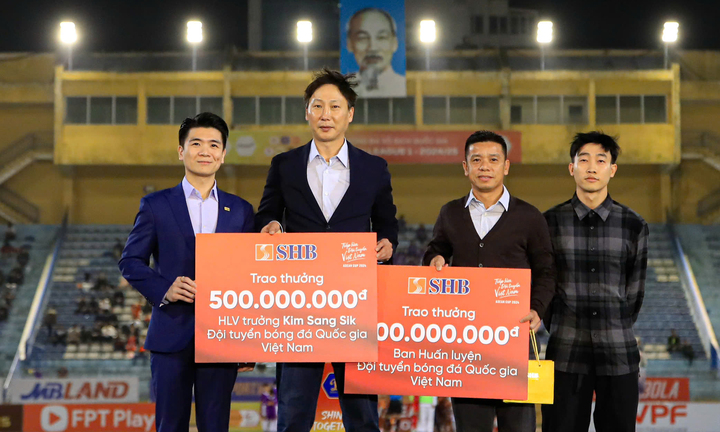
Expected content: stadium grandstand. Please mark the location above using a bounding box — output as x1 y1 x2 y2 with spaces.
2 1 720 431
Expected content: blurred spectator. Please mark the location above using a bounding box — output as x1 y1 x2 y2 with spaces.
99 297 111 313
57 367 69 378
1 241 15 259
120 324 131 338
125 334 138 353
112 239 124 261
434 397 454 432
132 344 148 365
94 272 109 291
7 267 24 286
80 325 92 344
4 288 15 305
0 302 8 321
682 341 695 366
44 306 57 335
67 325 81 345
131 301 142 320
75 297 88 314
141 299 152 314
17 247 30 268
96 309 118 325
77 273 93 292
88 297 99 315
668 329 681 352
397 215 407 233
91 323 103 342
101 324 118 342
0 269 5 286
260 383 278 432
50 325 67 346
4 222 16 242
416 224 428 243
112 290 125 307
114 336 127 352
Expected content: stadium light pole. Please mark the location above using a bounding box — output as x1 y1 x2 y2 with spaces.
297 21 313 71
187 21 203 71
537 21 553 71
420 20 436 71
662 22 679 70
59 22 78 71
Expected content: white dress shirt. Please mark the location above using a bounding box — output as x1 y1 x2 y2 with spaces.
307 140 350 221
465 186 510 239
181 177 219 235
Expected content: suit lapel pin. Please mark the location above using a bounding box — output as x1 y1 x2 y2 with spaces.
224 207 230 212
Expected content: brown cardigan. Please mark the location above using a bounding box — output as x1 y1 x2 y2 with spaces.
422 193 556 319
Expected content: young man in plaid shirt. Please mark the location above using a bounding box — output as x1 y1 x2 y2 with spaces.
542 132 648 432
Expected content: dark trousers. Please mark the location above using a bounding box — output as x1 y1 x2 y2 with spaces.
277 362 379 432
452 398 535 432
151 341 238 432
541 370 638 432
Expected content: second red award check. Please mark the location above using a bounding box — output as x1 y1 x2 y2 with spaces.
346 265 531 400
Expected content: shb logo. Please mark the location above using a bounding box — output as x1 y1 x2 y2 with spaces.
255 244 274 261
408 277 427 294
41 406 68 432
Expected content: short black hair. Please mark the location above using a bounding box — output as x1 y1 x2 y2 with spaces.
347 7 398 37
304 68 358 110
569 131 621 164
464 130 507 160
178 112 229 149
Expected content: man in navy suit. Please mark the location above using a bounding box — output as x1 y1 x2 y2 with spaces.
119 112 255 432
256 69 399 432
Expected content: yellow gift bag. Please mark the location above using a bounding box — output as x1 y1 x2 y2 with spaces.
505 329 554 404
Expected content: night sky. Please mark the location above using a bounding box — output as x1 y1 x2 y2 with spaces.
0 0 718 52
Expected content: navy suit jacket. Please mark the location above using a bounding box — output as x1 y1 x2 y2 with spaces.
255 141 398 250
119 183 254 353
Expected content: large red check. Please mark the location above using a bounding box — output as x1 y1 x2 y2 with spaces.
195 233 378 363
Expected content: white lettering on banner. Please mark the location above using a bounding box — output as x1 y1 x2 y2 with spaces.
587 402 720 431
40 405 154 432
9 378 139 404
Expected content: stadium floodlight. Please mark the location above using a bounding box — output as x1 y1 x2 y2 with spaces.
60 22 77 44
662 22 679 69
187 21 203 71
537 21 553 70
662 22 679 43
187 21 203 43
419 20 436 71
59 22 77 71
297 21 312 71
420 20 436 43
297 21 313 43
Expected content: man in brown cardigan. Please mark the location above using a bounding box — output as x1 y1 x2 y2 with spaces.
422 130 555 432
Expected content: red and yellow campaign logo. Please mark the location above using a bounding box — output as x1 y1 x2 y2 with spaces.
255 244 274 261
408 277 427 294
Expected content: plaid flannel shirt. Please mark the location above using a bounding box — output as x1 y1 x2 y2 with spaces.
543 194 649 376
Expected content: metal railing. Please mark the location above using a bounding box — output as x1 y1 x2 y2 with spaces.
0 187 39 223
2 212 68 402
0 132 53 174
682 130 720 156
64 48 667 72
667 219 720 370
697 188 720 219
